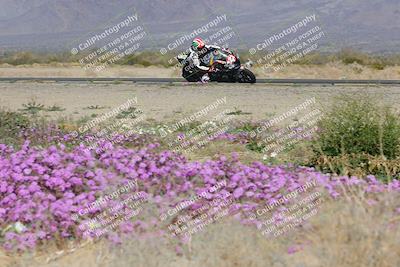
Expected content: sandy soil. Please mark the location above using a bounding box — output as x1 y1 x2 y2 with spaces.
0 82 399 122
1 63 399 79
0 64 178 78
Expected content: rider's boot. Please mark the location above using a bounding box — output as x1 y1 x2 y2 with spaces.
201 73 210 83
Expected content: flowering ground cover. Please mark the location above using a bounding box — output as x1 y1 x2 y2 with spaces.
1 93 400 267
1 136 399 252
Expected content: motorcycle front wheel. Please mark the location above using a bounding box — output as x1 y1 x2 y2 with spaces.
237 69 256 83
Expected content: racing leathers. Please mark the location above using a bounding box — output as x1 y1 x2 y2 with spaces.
187 44 227 82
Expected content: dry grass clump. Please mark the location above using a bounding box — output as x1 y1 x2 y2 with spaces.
2 49 400 70
297 191 400 267
4 190 399 267
313 153 400 180
185 141 261 164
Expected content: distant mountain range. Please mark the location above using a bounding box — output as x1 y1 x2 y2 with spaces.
0 0 399 52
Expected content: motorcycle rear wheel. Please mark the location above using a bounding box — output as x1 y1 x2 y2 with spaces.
182 65 203 82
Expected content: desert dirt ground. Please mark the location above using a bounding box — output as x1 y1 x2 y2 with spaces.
0 82 400 122
1 82 400 267
1 63 400 79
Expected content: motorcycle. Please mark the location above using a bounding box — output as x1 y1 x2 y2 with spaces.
176 47 256 83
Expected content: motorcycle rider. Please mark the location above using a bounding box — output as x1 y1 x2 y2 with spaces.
188 38 228 83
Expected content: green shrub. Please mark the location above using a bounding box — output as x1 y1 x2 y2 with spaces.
294 52 334 65
308 95 400 180
121 51 175 67
19 100 45 115
339 49 367 65
0 110 31 143
314 95 400 159
370 62 386 70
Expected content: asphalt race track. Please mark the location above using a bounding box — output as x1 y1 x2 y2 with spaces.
1 77 400 85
